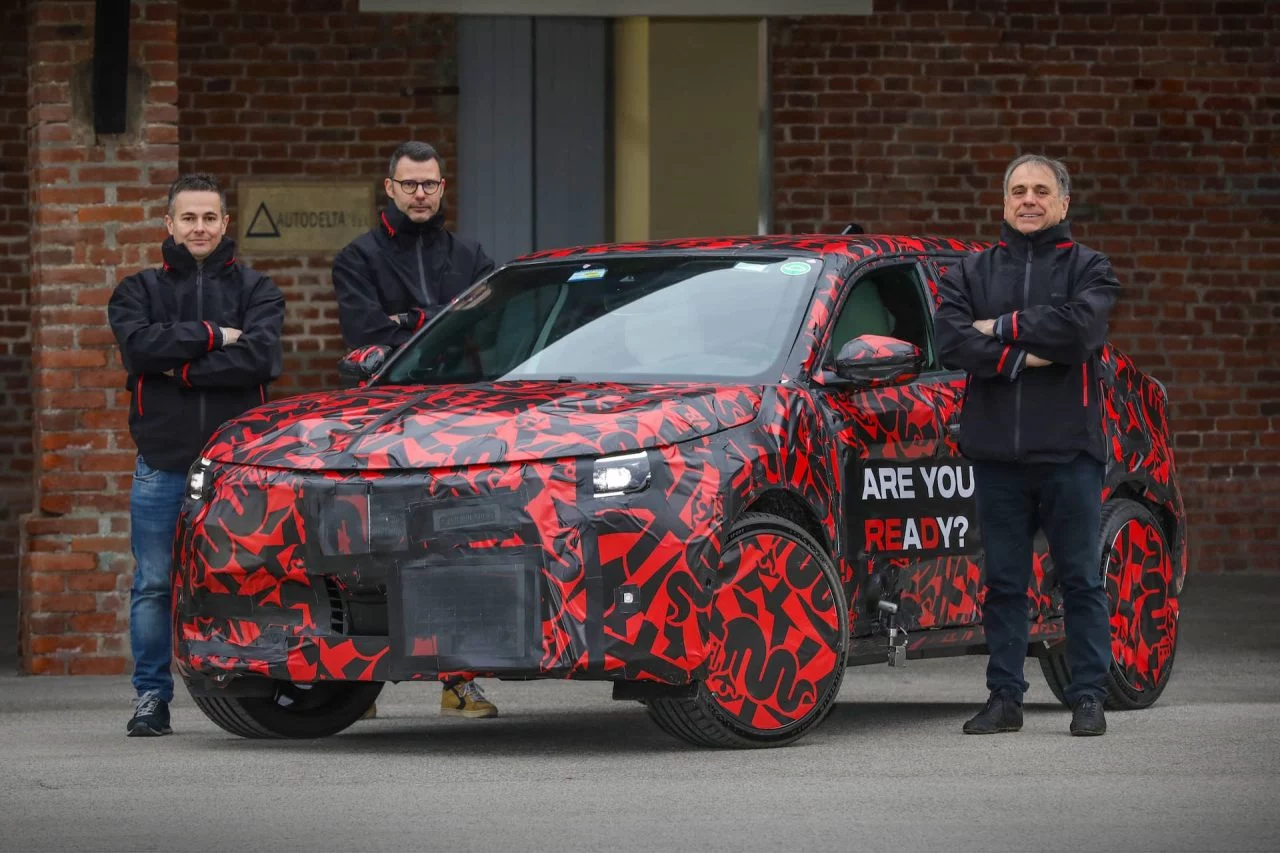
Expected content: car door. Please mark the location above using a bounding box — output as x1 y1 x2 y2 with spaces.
812 257 984 635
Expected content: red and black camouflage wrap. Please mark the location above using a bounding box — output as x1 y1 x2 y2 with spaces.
174 233 1185 691
1100 345 1188 592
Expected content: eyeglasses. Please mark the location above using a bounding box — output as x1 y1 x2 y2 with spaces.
391 178 444 196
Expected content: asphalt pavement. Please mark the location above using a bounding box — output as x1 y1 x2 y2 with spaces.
1 575 1277 853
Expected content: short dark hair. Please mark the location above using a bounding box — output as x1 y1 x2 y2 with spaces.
167 173 227 216
387 141 445 178
1003 154 1071 198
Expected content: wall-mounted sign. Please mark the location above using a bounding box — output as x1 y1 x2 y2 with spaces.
237 181 377 254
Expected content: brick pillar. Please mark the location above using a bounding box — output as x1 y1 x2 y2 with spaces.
21 0 179 674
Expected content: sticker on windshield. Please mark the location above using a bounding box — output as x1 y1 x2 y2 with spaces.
779 261 812 276
734 261 770 273
568 268 606 282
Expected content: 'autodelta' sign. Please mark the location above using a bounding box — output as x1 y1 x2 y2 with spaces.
237 181 376 254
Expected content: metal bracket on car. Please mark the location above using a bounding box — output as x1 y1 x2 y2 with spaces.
878 600 908 667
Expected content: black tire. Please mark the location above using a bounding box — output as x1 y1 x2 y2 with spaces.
187 678 384 739
646 512 849 748
1039 498 1179 710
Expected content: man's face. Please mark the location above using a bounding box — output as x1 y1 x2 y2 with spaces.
1003 162 1070 235
385 157 445 223
165 190 229 260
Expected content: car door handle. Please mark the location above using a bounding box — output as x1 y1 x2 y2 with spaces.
946 421 961 439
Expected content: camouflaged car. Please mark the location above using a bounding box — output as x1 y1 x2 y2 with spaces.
174 234 1184 747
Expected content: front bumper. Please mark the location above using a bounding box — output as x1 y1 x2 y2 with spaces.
175 446 730 685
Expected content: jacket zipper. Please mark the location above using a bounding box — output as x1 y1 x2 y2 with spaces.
1014 254 1031 459
415 234 429 308
196 263 206 437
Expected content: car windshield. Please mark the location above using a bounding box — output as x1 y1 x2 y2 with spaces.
377 254 820 385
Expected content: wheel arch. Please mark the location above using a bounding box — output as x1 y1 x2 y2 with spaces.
743 488 830 556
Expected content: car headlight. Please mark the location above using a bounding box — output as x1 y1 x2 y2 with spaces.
592 451 651 497
186 457 213 502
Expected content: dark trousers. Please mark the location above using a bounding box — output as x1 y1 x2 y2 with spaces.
973 455 1111 705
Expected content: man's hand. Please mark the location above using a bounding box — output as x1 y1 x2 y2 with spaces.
220 327 243 345
972 319 996 336
1025 354 1052 368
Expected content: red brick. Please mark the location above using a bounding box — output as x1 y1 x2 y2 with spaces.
27 656 68 675
25 552 96 572
65 572 123 592
36 349 107 369
28 593 96 613
68 656 128 675
68 612 121 633
30 635 96 654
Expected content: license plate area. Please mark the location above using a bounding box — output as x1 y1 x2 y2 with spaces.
389 554 542 678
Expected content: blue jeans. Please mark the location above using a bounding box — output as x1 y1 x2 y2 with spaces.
130 455 187 702
973 455 1111 706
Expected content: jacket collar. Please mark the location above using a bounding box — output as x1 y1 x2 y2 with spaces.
998 220 1074 258
161 237 238 276
380 201 446 243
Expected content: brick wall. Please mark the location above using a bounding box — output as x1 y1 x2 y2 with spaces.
771 0 1280 573
177 0 458 397
0 0 32 595
22 0 179 674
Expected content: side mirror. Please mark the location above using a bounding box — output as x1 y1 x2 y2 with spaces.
338 344 390 387
832 335 923 388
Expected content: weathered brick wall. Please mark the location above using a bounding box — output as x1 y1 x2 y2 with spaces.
177 0 458 397
22 0 179 674
771 1 1280 573
0 0 32 595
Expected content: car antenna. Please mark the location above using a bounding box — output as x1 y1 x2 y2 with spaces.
841 222 865 235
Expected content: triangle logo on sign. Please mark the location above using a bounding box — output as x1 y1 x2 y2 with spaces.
246 201 281 238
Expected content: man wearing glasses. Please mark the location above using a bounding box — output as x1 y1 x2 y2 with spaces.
332 141 499 720
332 140 495 350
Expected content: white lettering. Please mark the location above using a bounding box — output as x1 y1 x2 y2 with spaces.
862 468 881 500
878 466 899 500
937 515 954 548
920 465 939 498
902 518 921 550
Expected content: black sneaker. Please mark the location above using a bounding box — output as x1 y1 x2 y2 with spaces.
1070 694 1107 737
962 693 1023 734
127 692 172 737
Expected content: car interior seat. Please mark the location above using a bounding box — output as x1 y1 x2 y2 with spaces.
830 280 896 359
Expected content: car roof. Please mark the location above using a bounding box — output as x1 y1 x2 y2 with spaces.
516 233 989 263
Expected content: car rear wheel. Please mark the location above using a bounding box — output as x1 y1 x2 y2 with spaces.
187 678 384 739
1040 498 1179 710
646 512 848 748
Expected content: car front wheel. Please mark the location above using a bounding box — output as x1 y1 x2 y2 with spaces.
646 512 849 748
187 678 384 739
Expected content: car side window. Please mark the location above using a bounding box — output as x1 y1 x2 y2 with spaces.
827 262 937 368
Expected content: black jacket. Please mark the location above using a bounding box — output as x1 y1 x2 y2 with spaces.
331 203 495 349
935 221 1120 464
108 238 285 472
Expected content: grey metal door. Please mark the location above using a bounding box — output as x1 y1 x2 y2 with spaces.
457 16 609 265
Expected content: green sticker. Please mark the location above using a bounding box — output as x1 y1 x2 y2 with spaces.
780 261 812 276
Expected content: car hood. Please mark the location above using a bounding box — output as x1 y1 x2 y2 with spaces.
202 381 764 471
